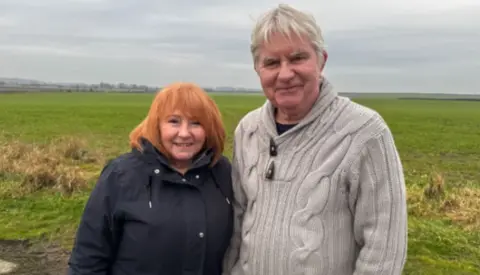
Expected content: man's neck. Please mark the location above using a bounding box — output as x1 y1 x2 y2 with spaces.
275 108 308 124
274 93 319 124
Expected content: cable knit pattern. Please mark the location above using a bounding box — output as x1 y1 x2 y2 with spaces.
222 79 408 275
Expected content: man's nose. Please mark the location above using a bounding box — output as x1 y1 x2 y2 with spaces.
278 62 295 81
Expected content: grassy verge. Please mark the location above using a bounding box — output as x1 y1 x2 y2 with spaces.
405 217 480 274
0 92 479 274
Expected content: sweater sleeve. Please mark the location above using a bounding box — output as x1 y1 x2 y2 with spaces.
222 124 248 275
348 126 408 275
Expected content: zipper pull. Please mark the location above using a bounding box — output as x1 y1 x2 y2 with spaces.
149 169 161 209
146 184 152 209
226 197 231 205
147 175 153 209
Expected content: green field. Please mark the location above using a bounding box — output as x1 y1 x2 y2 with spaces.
1 92 479 274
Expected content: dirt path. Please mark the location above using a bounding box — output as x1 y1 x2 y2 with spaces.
0 239 69 275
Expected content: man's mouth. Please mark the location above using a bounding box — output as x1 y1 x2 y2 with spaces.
278 85 302 90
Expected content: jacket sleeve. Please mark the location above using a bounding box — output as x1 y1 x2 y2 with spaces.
67 161 120 275
349 127 408 275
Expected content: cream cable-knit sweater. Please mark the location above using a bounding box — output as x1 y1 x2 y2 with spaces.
222 79 407 275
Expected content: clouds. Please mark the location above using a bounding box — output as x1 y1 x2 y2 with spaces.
322 4 480 93
0 0 479 93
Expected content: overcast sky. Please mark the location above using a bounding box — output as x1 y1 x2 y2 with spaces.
0 0 479 94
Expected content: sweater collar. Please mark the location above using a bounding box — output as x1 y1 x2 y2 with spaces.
260 77 338 139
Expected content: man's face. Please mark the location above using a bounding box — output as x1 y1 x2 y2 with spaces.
255 32 326 117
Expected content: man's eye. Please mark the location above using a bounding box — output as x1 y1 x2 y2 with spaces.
291 54 307 62
263 59 278 67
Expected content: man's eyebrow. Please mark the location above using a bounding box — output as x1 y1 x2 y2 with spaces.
262 56 277 62
260 50 309 63
290 50 309 56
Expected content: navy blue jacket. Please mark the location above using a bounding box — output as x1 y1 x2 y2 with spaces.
67 139 234 275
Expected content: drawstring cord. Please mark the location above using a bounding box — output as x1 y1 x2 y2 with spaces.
146 175 153 209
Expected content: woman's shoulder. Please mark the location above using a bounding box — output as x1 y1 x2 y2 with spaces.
210 155 233 199
213 155 232 171
99 151 149 180
210 155 232 181
93 151 151 195
105 149 147 168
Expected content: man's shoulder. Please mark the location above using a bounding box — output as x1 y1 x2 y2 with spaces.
338 96 380 117
336 96 390 135
234 106 263 134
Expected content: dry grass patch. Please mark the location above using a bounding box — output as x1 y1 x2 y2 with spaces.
408 171 480 231
0 137 104 195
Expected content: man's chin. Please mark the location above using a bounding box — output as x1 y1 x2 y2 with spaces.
275 98 302 110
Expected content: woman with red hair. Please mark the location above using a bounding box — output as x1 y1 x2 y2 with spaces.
67 82 233 275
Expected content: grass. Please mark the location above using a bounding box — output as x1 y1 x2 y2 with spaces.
0 92 479 274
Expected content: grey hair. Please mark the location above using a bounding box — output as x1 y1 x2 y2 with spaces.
250 4 326 67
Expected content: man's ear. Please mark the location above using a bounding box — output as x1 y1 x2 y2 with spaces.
320 50 328 72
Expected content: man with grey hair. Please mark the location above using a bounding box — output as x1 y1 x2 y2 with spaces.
222 4 407 275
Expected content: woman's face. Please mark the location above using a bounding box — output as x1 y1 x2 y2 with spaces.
160 111 206 170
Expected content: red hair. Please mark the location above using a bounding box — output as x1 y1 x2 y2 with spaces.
129 82 226 166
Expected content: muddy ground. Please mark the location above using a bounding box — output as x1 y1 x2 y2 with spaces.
0 239 69 275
